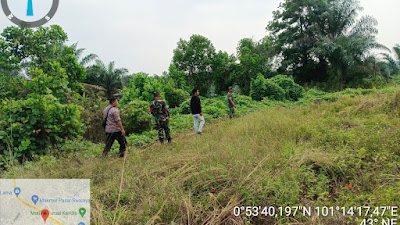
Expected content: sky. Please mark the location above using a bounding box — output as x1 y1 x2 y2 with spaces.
1 0 399 76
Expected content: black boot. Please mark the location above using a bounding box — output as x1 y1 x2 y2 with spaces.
159 138 164 145
168 137 172 143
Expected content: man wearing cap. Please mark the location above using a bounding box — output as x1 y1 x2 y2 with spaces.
227 87 237 118
150 92 172 144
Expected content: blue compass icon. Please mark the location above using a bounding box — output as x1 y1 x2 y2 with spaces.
27 0 33 16
1 0 59 28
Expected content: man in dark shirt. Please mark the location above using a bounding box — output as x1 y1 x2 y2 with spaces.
190 89 205 135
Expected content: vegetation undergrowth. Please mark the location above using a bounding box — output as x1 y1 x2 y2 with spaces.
2 88 400 224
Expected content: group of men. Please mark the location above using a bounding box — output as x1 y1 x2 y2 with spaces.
102 87 237 157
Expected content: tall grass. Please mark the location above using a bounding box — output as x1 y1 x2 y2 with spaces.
2 91 400 224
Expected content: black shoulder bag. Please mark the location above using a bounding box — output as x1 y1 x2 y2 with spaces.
102 107 112 129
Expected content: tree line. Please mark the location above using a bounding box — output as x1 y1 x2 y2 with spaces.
1 0 400 100
1 0 399 168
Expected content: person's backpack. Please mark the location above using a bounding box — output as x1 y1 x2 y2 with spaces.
102 107 112 129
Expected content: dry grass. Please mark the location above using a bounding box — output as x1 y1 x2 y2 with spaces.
3 92 400 224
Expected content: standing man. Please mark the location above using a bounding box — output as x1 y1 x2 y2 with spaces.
190 89 205 135
103 97 127 157
150 92 171 144
228 86 237 118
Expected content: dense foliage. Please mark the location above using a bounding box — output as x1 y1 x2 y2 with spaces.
0 94 83 168
172 35 216 95
1 1 400 223
0 0 399 173
0 26 86 167
85 60 128 98
0 25 86 92
270 75 305 101
268 0 385 89
120 72 189 108
120 100 153 135
250 74 304 101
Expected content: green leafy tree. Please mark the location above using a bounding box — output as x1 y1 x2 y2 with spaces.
212 51 237 95
120 73 164 103
86 60 128 98
165 64 188 90
234 37 273 95
172 34 216 95
268 0 384 89
0 26 86 92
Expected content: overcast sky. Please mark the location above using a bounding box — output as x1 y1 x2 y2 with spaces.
1 0 399 75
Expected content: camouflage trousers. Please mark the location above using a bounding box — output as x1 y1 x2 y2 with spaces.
156 122 171 140
229 107 235 118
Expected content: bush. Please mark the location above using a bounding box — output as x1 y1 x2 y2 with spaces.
120 73 165 104
120 100 153 135
177 98 192 114
359 76 387 89
250 74 267 101
164 81 188 108
0 94 83 166
0 74 24 99
24 67 71 103
264 79 285 101
79 95 108 143
270 75 305 101
234 95 255 107
250 74 286 101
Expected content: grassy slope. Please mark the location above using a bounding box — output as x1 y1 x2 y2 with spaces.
3 91 400 225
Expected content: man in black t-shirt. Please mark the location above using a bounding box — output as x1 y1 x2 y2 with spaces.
190 89 205 135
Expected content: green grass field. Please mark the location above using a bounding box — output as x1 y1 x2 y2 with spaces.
2 90 400 224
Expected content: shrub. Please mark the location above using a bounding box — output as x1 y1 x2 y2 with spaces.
234 95 255 107
203 106 225 118
79 95 108 143
250 74 286 101
120 73 165 104
164 81 188 108
250 74 267 101
359 76 387 89
24 67 71 103
177 98 192 114
270 75 304 101
264 80 285 101
0 94 83 166
120 100 153 135
0 74 24 99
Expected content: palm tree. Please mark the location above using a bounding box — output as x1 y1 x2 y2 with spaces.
313 0 387 89
71 43 98 67
394 45 400 61
381 53 398 77
394 45 400 72
86 60 128 98
380 45 400 77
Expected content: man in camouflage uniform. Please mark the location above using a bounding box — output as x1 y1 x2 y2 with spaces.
227 86 237 118
150 92 171 144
